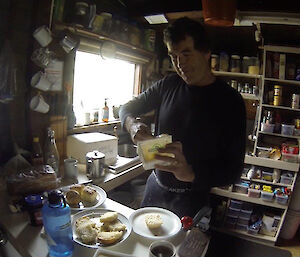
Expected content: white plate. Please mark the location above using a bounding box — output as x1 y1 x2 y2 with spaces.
72 208 132 248
129 207 182 240
60 184 107 211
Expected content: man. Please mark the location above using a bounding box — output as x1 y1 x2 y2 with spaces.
119 17 246 217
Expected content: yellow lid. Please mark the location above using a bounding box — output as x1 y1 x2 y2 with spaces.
33 137 39 142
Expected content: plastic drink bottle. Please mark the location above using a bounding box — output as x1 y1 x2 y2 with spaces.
42 190 74 257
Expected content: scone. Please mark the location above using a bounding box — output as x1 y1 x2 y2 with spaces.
75 216 98 244
102 220 127 232
66 190 81 206
98 231 124 245
81 186 98 203
145 213 163 229
70 184 85 196
99 212 118 223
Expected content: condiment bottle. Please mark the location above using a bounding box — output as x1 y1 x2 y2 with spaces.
102 98 109 122
42 190 74 257
31 137 44 166
44 128 60 177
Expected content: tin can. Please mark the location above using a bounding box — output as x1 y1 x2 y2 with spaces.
292 94 300 109
273 85 282 106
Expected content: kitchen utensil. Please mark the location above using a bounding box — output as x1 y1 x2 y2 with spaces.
86 150 106 178
29 94 49 113
71 208 132 248
31 48 54 68
31 71 52 91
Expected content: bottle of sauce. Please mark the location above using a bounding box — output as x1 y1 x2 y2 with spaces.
31 137 44 166
102 98 109 122
42 190 74 257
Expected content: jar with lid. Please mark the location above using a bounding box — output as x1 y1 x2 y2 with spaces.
210 54 219 71
99 12 112 35
273 85 282 106
242 56 251 73
230 55 240 72
219 52 229 72
129 23 141 47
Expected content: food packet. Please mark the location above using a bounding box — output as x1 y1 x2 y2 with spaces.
137 134 173 170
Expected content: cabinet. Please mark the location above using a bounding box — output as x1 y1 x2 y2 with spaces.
210 45 300 245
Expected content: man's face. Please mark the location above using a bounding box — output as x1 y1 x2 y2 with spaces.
167 36 210 86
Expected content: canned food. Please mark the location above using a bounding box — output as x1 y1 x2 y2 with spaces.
273 85 282 106
292 94 300 109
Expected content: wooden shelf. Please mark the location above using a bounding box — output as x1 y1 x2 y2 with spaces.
262 104 300 112
240 176 292 188
264 45 300 55
241 93 260 100
264 78 300 86
244 155 300 172
213 71 262 79
258 130 300 140
210 187 287 210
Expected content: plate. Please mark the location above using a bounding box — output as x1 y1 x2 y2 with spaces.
72 208 132 248
129 207 182 240
60 184 107 211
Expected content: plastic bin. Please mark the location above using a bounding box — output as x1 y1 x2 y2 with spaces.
227 207 240 216
281 152 299 163
238 217 250 225
261 191 274 202
280 174 293 185
229 199 243 209
248 226 259 235
233 184 248 194
248 188 261 198
224 220 236 229
261 123 275 133
239 209 252 219
262 171 273 181
294 128 300 136
275 194 289 205
241 202 254 211
236 223 248 231
225 215 238 224
281 124 295 136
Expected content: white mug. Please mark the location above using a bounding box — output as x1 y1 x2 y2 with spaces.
30 94 50 113
149 240 176 257
33 25 52 47
59 35 79 53
64 158 78 179
31 71 52 91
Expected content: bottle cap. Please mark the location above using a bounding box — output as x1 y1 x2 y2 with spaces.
48 190 63 205
25 194 43 206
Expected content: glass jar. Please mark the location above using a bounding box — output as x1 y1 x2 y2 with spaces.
230 80 238 90
100 12 112 35
210 54 219 71
230 55 240 72
219 52 229 72
242 56 251 73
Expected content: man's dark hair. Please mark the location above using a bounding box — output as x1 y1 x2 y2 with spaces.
163 17 210 53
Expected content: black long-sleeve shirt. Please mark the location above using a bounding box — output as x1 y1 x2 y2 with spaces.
120 73 246 192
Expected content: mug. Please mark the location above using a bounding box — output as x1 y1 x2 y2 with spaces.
59 35 79 53
33 25 52 47
149 240 176 257
30 94 50 113
31 48 54 68
64 158 78 179
31 71 52 91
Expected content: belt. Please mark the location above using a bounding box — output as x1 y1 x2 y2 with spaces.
153 172 192 193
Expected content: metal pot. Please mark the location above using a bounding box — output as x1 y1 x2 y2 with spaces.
86 150 106 178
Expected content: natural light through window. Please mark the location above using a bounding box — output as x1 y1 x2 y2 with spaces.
73 51 135 125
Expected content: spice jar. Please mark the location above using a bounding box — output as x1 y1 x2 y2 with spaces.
219 52 229 72
273 85 282 106
242 56 251 73
292 94 300 109
25 194 43 226
210 54 219 71
230 55 240 72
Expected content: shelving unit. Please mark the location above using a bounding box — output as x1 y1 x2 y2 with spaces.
210 45 300 245
213 70 262 79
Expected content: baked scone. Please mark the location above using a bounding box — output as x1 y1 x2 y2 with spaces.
75 216 98 244
102 220 127 232
145 214 163 229
99 212 118 223
81 186 98 203
70 184 85 196
65 190 81 206
98 231 124 245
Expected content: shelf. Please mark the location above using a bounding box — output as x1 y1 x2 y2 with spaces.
211 187 287 210
264 45 300 55
258 131 300 140
241 93 260 100
264 78 300 86
240 176 292 188
213 71 262 79
244 155 299 172
262 104 300 112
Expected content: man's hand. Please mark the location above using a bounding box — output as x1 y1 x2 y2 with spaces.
125 116 153 144
154 141 195 182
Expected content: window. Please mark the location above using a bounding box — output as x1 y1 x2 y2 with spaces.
73 50 137 125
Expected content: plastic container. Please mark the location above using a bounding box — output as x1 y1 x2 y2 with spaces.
281 152 299 163
261 123 275 133
262 171 273 182
280 174 293 185
248 188 261 198
24 194 43 226
239 209 252 219
237 217 250 225
261 191 274 202
281 124 295 136
275 194 289 205
229 199 243 209
294 128 300 136
42 190 74 257
225 215 238 224
236 223 248 231
248 226 259 235
233 184 248 194
227 207 240 216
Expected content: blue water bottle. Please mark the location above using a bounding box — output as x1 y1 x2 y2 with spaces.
42 190 74 257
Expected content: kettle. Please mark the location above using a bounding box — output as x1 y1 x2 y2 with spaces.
86 150 106 178
72 1 96 28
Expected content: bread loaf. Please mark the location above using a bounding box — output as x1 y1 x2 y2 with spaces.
145 214 163 229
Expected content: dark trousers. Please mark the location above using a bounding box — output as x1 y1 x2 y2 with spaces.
141 172 209 218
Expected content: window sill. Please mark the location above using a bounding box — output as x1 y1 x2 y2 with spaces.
68 119 121 135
